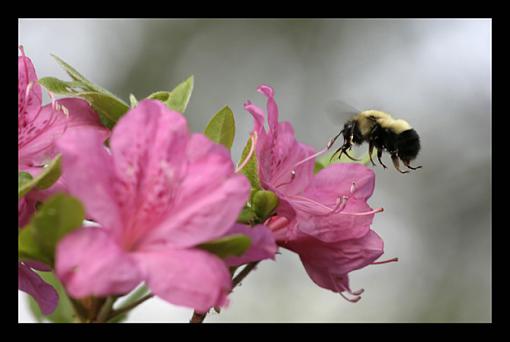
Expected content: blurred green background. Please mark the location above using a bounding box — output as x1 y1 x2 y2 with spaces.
18 18 491 322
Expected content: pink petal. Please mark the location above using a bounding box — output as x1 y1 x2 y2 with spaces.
133 248 232 313
144 133 250 248
269 199 298 241
109 100 189 245
290 163 378 242
224 224 278 267
257 85 278 133
245 85 315 196
244 100 266 134
18 262 58 315
264 125 316 197
19 104 64 167
56 228 142 298
57 127 121 233
292 197 376 242
20 99 108 167
310 163 376 201
18 48 42 121
285 230 384 293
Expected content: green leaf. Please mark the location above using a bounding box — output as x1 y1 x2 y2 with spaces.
204 106 236 149
147 75 194 113
19 227 51 265
238 137 261 190
19 194 85 266
19 172 33 190
147 91 170 102
27 271 77 322
314 160 326 174
19 155 62 198
38 77 83 96
198 234 251 259
129 94 138 107
167 75 193 113
77 92 130 129
51 54 128 106
51 54 94 87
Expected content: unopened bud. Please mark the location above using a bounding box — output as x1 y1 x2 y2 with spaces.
252 190 279 220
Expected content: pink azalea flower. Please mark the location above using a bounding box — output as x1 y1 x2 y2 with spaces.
244 85 393 301
18 46 107 170
55 99 275 312
18 46 108 223
18 46 108 315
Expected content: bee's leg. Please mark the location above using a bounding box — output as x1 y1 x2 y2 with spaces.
403 161 423 170
368 142 376 166
377 148 387 169
391 154 410 174
330 146 344 162
344 148 360 161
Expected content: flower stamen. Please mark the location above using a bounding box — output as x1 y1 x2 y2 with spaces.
289 131 344 181
371 257 399 265
235 132 257 173
329 273 363 303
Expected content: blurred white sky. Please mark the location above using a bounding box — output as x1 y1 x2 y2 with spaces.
19 18 491 323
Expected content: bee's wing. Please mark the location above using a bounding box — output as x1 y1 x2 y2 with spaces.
324 100 362 125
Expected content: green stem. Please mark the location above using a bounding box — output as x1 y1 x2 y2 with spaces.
95 296 117 323
68 298 88 323
232 261 259 288
105 293 154 323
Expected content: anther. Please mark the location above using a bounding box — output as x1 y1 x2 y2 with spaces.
339 291 361 303
61 105 69 117
331 274 363 303
340 207 383 216
371 257 399 265
25 82 33 100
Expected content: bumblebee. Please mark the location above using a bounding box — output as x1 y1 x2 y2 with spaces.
332 110 422 173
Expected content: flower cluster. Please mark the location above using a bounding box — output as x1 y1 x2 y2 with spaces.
18 47 395 323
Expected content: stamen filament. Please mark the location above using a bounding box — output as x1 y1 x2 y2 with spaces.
288 194 383 217
339 291 361 303
342 207 384 216
235 132 257 173
330 273 362 303
289 131 344 181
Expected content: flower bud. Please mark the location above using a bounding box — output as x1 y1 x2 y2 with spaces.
252 190 279 220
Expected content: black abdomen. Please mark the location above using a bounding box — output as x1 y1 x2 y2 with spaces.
397 129 420 162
